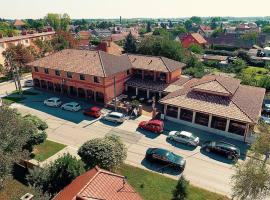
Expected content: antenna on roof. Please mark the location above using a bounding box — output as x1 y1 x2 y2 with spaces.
132 58 136 63
149 60 152 64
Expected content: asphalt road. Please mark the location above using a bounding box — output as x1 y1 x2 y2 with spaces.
5 91 240 197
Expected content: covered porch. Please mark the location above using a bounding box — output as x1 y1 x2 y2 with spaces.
164 104 251 141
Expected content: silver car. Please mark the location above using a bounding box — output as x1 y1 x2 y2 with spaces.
61 102 81 112
168 131 200 146
44 97 62 107
103 112 125 123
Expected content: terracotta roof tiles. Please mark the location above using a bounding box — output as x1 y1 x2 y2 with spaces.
160 75 265 123
27 49 132 77
53 166 142 200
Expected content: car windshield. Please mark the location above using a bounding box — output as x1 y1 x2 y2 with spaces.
166 152 175 161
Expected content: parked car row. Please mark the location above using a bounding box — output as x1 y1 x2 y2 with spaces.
139 119 241 166
43 97 125 122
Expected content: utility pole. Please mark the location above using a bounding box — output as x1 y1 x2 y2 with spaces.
114 76 117 111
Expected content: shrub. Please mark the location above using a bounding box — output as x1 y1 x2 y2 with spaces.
204 49 237 57
23 114 48 130
27 153 85 195
172 176 189 200
78 135 127 171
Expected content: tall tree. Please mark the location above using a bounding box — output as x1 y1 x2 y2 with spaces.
184 19 193 31
60 13 71 31
124 32 137 53
251 123 270 164
146 21 152 33
190 16 202 25
0 107 46 188
231 158 270 200
45 13 61 30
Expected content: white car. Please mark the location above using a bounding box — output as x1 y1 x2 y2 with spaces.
103 112 125 123
44 97 62 107
61 102 81 112
24 80 34 87
168 131 200 146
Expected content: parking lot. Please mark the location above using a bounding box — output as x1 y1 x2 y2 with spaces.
7 88 250 196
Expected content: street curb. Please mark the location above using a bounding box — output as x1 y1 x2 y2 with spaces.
0 74 32 86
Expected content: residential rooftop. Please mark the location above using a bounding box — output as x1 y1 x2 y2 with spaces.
127 54 186 73
160 75 265 123
53 166 142 200
28 49 133 77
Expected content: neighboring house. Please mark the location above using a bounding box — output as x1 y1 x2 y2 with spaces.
0 31 55 65
27 49 133 104
92 29 112 40
201 54 228 66
197 25 213 37
160 75 265 142
206 33 266 49
13 19 26 30
77 31 91 49
111 31 139 42
180 33 207 48
53 166 143 200
96 40 124 55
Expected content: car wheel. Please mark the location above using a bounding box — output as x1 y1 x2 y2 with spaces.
228 154 233 160
205 147 211 153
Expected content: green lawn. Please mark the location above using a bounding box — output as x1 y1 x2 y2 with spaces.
2 96 25 105
33 140 66 162
242 66 269 80
0 177 33 200
12 90 39 95
119 164 229 200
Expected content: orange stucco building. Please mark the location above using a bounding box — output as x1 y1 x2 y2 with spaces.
27 49 186 104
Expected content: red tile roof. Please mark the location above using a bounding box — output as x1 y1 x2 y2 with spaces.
53 166 143 200
190 33 207 44
160 75 265 123
14 19 25 26
127 54 186 72
27 49 132 77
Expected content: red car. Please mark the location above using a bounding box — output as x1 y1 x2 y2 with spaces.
139 120 164 133
83 107 101 118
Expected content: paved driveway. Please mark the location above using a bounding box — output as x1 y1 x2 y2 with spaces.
8 89 248 197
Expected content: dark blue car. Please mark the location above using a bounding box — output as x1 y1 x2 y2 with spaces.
145 148 186 171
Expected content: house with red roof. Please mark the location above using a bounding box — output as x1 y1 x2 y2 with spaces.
180 33 207 48
53 166 143 200
197 25 213 37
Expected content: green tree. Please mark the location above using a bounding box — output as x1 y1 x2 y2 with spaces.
51 30 79 51
184 20 193 31
146 21 152 33
27 153 85 195
124 32 137 53
188 44 203 54
137 36 185 62
210 17 221 30
190 16 202 25
231 58 246 73
231 158 270 200
172 25 187 36
252 123 270 164
78 135 127 171
153 28 170 38
0 107 47 188
60 13 71 31
45 13 61 30
262 25 270 33
172 176 189 200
